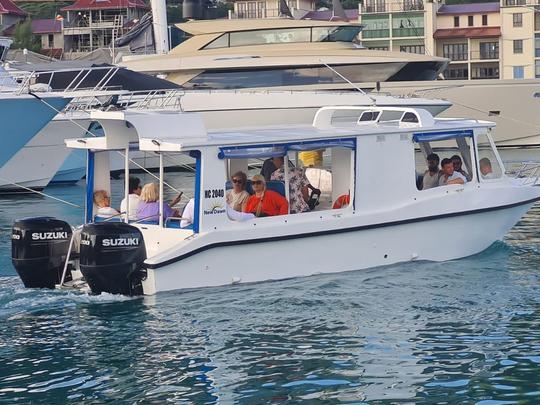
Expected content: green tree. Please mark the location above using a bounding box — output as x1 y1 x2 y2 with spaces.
12 20 41 52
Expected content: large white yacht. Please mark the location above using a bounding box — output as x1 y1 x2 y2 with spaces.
120 19 540 155
120 19 448 88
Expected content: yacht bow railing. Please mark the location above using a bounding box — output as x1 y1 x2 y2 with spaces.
0 66 122 95
507 161 540 186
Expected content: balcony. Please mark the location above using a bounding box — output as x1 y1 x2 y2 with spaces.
443 52 468 61
505 0 526 5
403 0 424 11
362 29 390 38
392 27 424 37
470 50 499 60
364 0 424 12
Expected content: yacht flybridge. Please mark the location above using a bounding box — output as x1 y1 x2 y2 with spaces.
120 19 448 90
11 106 540 295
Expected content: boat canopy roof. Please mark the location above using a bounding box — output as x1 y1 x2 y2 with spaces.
175 19 362 36
65 107 495 153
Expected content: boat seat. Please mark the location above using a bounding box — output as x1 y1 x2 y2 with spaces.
94 216 122 223
225 180 285 197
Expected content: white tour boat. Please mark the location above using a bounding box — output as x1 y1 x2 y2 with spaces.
11 106 540 295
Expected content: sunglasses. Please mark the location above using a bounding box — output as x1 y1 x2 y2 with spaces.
252 180 264 185
232 179 243 184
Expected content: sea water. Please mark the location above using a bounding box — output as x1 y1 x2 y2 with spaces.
0 178 539 403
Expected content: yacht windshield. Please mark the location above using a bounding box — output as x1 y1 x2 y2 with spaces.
203 26 362 49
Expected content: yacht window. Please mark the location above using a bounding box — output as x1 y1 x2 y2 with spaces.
476 133 503 180
184 63 403 89
414 133 474 190
202 26 362 49
204 33 230 49
221 140 355 219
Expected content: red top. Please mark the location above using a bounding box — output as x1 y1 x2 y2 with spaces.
244 190 288 217
62 0 149 11
333 194 350 209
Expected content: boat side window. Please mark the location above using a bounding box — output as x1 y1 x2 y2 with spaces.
414 135 474 190
221 140 355 220
476 133 503 180
203 33 230 49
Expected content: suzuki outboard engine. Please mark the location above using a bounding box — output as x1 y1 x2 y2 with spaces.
12 217 73 289
79 223 146 296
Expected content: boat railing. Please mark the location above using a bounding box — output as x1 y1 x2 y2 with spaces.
507 161 540 185
0 66 123 96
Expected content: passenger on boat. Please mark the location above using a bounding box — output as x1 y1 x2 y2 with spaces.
136 183 183 222
120 177 141 221
421 153 441 190
93 190 120 219
451 155 471 181
480 158 497 179
261 158 278 182
439 158 467 186
226 171 250 211
271 156 311 213
180 198 195 228
333 192 350 209
244 175 289 217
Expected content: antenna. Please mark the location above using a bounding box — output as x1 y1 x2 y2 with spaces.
319 60 378 105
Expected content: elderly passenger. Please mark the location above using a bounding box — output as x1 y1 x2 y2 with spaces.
244 175 288 217
271 156 312 214
439 158 467 186
136 183 183 222
226 171 250 212
480 157 497 179
93 190 119 218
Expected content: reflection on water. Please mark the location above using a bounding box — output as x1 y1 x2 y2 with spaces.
0 181 539 403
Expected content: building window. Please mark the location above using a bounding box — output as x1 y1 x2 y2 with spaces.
535 60 540 78
454 16 459 27
400 44 425 54
506 0 526 5
482 15 488 26
513 13 523 27
468 15 474 27
365 0 386 13
368 46 389 50
513 66 524 79
236 2 266 18
443 43 468 61
513 39 523 54
445 66 468 80
471 66 499 79
48 34 54 49
479 42 499 59
536 33 540 57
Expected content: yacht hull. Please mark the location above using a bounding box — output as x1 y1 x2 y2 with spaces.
143 195 537 295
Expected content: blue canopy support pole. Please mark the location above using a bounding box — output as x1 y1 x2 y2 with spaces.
193 151 201 233
85 150 95 224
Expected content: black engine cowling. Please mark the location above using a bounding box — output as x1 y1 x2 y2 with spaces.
12 217 73 289
79 223 146 296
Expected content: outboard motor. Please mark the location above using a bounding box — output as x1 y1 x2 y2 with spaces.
12 217 73 289
79 223 146 296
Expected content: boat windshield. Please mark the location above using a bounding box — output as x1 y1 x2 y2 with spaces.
203 26 362 49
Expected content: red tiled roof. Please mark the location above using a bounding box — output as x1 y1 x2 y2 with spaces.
32 19 62 34
433 27 501 39
437 2 500 15
62 0 149 11
0 0 27 16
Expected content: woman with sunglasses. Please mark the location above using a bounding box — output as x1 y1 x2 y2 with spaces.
226 171 250 212
243 175 288 217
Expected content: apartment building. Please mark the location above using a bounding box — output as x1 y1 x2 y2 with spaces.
61 0 148 56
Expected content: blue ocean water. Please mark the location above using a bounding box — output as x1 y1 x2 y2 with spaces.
0 179 539 403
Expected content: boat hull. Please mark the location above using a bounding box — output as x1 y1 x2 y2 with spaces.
144 198 535 295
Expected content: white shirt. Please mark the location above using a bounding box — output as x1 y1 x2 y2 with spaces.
226 204 255 222
439 171 467 186
181 198 195 228
482 171 498 180
120 194 140 220
95 206 120 219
